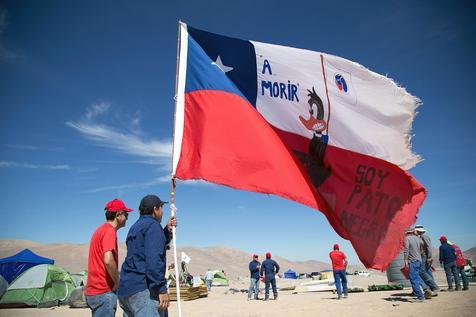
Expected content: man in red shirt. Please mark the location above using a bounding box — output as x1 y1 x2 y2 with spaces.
85 198 133 317
452 242 469 290
329 244 348 299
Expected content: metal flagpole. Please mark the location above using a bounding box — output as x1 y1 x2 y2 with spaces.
170 20 183 317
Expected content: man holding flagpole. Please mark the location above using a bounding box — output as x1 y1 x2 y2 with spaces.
118 195 176 317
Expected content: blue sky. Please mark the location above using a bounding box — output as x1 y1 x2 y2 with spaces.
1 0 475 265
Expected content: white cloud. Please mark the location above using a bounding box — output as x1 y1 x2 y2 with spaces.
0 161 71 170
85 101 111 120
66 121 172 160
131 111 141 127
83 176 170 193
67 102 172 165
82 175 214 194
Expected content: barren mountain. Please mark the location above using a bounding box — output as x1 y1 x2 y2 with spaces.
463 246 476 261
0 240 330 279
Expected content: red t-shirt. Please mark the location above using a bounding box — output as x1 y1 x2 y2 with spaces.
329 250 347 270
453 244 466 267
85 222 118 295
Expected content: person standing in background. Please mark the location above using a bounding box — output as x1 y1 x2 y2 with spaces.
439 235 460 291
451 242 469 291
247 254 261 300
329 244 348 300
205 269 213 292
260 252 280 301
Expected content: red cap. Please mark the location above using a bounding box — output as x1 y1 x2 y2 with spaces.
333 244 339 250
104 198 133 212
439 235 447 242
266 252 271 258
253 254 258 258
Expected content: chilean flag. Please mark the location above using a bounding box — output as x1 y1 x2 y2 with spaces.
172 22 426 270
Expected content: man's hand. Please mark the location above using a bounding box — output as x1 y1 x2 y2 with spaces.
166 216 177 231
158 293 170 310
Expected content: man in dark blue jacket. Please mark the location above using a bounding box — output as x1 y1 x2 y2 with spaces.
260 252 280 301
118 195 176 317
439 235 460 291
247 254 261 300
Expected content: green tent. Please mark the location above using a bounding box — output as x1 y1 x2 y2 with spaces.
0 264 75 308
70 271 88 288
211 270 229 286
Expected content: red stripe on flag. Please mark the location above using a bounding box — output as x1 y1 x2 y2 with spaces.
176 90 426 270
176 90 325 209
272 128 426 269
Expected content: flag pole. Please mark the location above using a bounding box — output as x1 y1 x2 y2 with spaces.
170 20 183 317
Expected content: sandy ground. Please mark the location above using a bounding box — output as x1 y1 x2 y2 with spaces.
1 273 475 317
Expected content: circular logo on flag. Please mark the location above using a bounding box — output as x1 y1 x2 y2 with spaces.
335 74 348 93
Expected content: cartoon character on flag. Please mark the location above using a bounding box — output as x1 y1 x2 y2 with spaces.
297 87 331 187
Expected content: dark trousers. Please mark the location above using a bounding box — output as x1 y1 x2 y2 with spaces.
265 277 277 298
444 261 460 290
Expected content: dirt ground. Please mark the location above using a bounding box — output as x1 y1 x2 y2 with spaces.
1 273 475 317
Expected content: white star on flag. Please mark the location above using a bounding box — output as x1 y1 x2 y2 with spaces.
212 56 233 73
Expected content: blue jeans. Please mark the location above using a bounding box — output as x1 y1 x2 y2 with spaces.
86 291 117 317
443 261 460 290
333 270 347 297
457 266 468 289
424 259 434 279
419 257 437 291
206 280 212 291
264 277 277 298
248 277 260 299
119 289 167 317
409 261 425 300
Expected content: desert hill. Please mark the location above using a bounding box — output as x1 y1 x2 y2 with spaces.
463 246 476 262
3 240 472 279
0 240 331 279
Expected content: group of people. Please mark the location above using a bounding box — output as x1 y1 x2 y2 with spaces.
246 245 349 301
83 197 470 316
247 252 281 301
85 195 176 317
404 225 469 302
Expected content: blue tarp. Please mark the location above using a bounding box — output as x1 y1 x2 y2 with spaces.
0 249 54 283
284 269 297 279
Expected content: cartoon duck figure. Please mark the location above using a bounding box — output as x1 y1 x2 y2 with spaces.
299 87 327 134
295 87 331 187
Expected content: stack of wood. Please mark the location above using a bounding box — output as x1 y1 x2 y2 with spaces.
198 285 208 298
168 286 206 301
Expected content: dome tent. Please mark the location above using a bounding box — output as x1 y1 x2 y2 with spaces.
0 264 75 308
0 249 54 284
211 270 229 286
0 275 7 299
70 271 88 288
284 269 298 279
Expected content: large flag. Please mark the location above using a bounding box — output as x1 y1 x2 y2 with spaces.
172 22 426 270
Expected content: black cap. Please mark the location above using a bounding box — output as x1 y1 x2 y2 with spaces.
139 195 168 213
